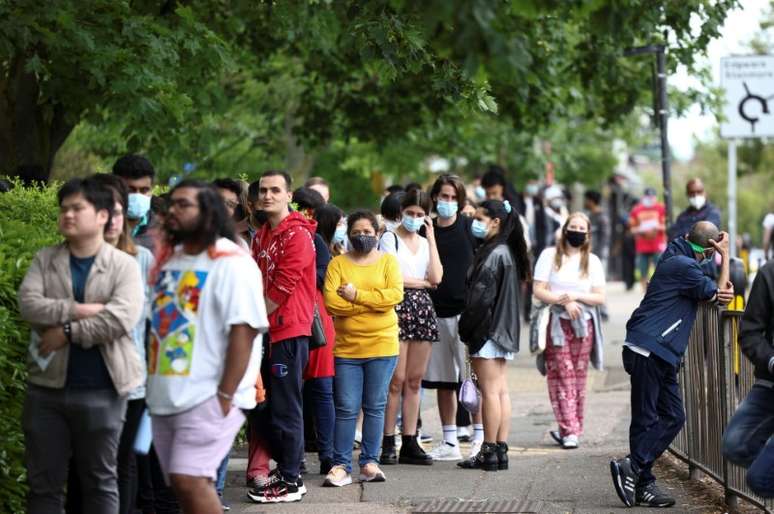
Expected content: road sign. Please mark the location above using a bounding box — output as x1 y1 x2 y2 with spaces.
720 55 774 139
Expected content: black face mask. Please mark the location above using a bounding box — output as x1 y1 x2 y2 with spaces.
350 235 378 254
565 230 587 248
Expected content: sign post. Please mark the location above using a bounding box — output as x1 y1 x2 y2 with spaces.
720 55 774 259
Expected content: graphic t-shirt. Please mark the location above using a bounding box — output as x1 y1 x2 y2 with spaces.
146 238 269 416
630 202 667 254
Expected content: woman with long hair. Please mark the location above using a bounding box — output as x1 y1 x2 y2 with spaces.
315 203 347 255
457 200 530 471
533 212 606 449
379 190 443 465
323 210 403 486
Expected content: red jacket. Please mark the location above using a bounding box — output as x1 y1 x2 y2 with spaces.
252 211 317 343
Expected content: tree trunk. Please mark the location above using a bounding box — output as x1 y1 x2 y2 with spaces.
0 56 76 183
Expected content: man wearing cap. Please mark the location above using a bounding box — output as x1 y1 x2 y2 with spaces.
610 221 733 508
629 188 666 292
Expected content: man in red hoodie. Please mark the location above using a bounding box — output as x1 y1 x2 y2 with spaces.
248 170 317 504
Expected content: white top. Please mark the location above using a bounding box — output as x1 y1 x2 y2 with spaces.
534 247 605 319
534 247 606 295
379 231 430 280
146 238 269 416
763 213 774 230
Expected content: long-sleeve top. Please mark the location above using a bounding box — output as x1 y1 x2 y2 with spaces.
740 259 774 381
323 253 403 359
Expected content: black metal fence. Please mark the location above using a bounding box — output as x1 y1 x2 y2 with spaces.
669 303 773 512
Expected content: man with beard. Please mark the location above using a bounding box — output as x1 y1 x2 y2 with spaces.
145 180 268 514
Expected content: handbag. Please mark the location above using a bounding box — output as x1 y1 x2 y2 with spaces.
309 303 327 349
458 353 481 414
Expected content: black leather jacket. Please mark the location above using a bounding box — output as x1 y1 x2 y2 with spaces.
459 242 521 355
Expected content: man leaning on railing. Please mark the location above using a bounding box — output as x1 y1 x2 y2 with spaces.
609 221 734 508
722 257 774 499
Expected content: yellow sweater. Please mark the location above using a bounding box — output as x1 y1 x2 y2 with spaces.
323 252 404 358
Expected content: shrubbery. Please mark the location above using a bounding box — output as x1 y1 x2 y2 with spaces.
0 181 61 513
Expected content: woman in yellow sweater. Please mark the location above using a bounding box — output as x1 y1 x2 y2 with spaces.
322 210 404 487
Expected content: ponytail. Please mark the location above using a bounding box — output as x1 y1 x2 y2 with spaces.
479 200 531 282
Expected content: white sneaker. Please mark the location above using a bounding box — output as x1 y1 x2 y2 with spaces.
468 439 483 459
428 442 463 461
562 434 579 449
323 465 352 487
419 430 433 445
457 426 472 442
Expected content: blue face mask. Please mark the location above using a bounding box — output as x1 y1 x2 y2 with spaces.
471 219 489 239
475 186 486 201
333 226 347 245
402 214 424 233
436 200 458 219
127 193 151 220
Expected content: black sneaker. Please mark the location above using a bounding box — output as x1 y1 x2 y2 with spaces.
636 481 676 508
246 471 281 502
247 476 303 503
610 457 638 507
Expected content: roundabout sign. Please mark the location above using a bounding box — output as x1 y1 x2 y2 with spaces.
721 55 774 138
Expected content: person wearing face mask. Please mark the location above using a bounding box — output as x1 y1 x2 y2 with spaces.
322 210 404 487
378 190 443 466
315 203 347 256
667 178 722 242
379 192 405 234
456 199 531 471
629 188 667 292
533 213 607 450
610 222 733 508
112 154 156 251
422 175 484 462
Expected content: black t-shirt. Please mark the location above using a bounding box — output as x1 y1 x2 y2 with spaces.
66 254 114 390
429 215 476 318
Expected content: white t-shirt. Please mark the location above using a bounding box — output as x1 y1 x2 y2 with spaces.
534 247 606 296
146 238 269 416
379 231 429 280
763 213 774 230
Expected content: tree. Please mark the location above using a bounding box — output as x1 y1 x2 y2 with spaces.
3 0 738 182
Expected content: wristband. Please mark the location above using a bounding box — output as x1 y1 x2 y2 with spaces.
217 389 234 401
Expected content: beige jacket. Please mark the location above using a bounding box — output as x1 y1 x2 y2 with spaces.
18 242 144 395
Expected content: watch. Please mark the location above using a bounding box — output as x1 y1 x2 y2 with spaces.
63 321 72 343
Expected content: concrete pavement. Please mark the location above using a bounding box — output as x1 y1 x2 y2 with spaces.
223 282 724 513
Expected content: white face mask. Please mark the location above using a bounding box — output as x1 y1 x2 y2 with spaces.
688 195 706 210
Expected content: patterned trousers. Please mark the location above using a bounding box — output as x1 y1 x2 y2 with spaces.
544 317 595 437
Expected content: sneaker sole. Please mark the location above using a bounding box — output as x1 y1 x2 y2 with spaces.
431 454 463 461
610 460 635 508
360 473 386 483
246 490 303 503
636 499 676 508
323 476 353 487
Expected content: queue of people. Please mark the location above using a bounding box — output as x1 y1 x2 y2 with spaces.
22 155 768 513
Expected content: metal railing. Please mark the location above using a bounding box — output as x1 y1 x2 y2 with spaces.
669 303 773 512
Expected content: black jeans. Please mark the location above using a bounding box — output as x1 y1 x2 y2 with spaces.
267 336 309 481
117 398 145 514
623 347 686 485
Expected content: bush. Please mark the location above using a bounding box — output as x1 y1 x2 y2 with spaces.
0 180 61 513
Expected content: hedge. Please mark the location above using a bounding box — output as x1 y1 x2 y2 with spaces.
0 181 61 513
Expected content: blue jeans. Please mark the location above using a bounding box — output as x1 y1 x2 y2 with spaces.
333 356 398 472
216 455 228 495
723 385 774 498
305 377 335 463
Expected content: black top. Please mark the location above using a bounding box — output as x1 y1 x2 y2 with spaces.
429 215 476 318
66 254 113 390
740 259 774 381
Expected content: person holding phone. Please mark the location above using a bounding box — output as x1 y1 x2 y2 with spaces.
378 190 443 465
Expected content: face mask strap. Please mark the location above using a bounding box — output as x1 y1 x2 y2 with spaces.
687 240 707 254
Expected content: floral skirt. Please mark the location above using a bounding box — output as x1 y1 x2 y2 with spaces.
395 288 439 342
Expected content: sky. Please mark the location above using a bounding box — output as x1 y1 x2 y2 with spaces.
670 0 770 161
